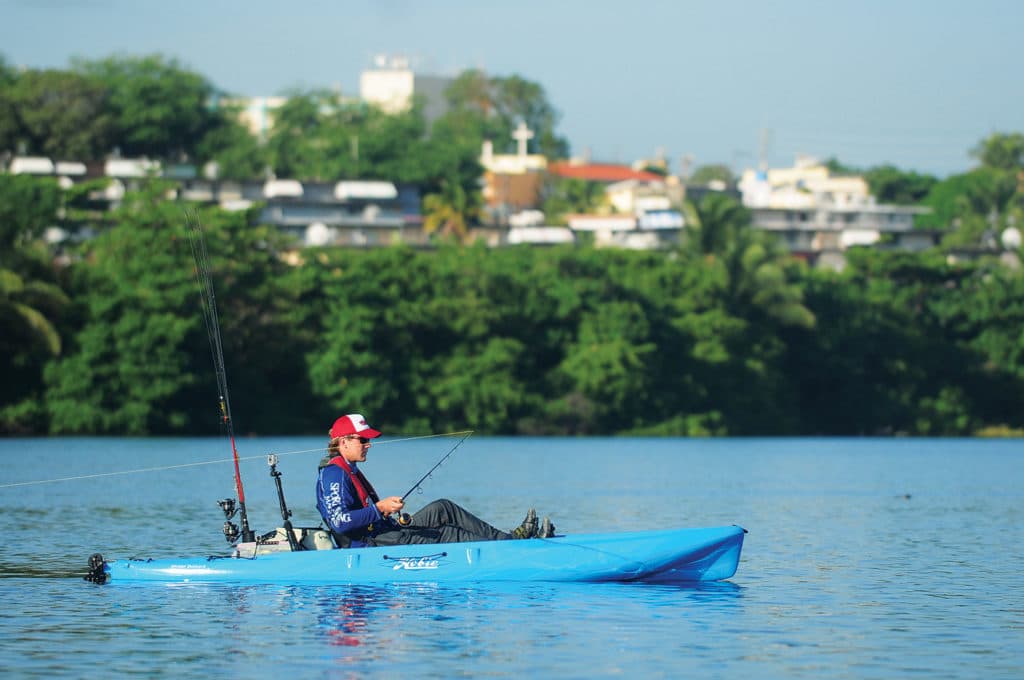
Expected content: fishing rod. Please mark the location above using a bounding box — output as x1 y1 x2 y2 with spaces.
186 210 255 544
393 430 473 526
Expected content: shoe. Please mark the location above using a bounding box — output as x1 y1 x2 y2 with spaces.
538 516 556 538
511 508 538 539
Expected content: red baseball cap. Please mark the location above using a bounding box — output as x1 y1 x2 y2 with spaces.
329 413 382 439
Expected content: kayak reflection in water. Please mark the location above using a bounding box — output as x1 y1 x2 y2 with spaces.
316 413 554 548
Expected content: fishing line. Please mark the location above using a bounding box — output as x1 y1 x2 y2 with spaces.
400 430 474 501
0 431 474 489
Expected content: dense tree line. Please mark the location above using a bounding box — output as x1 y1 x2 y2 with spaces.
3 174 1024 437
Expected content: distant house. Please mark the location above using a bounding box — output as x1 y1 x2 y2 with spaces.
506 225 575 245
606 178 682 216
8 156 55 175
739 156 938 268
563 213 682 250
218 179 423 247
7 156 88 180
545 160 685 249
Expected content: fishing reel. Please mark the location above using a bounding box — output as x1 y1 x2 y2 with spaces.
222 521 241 543
218 498 237 519
218 498 240 543
397 512 412 526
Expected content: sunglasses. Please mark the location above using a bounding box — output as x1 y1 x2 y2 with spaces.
345 436 371 444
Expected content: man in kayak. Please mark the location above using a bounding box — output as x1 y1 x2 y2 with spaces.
316 413 554 548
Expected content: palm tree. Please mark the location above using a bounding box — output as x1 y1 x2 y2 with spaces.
0 253 69 433
422 178 481 243
0 267 67 356
683 193 815 329
0 174 70 431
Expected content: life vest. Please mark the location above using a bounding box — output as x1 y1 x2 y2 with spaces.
325 456 380 510
317 456 385 548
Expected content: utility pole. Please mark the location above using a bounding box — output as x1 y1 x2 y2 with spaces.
679 154 694 182
759 128 772 171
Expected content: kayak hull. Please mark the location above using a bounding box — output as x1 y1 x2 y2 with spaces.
102 525 745 585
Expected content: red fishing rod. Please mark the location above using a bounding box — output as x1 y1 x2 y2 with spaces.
186 211 254 544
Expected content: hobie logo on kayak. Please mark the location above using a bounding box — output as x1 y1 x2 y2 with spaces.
383 552 447 571
393 557 438 571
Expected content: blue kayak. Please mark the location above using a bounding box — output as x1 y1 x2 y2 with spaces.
96 525 745 585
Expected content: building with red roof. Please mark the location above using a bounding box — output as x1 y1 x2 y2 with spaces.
547 161 665 183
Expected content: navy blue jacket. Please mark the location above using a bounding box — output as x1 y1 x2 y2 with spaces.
316 461 392 547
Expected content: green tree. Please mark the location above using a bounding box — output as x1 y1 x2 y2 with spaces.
918 168 1018 245
0 54 20 153
784 249 1023 435
972 132 1024 171
685 189 814 333
266 90 337 179
44 186 207 434
554 300 656 426
423 108 487 199
688 164 735 186
194 104 268 180
3 68 114 159
354 104 431 182
266 91 436 183
0 175 70 432
825 158 937 205
74 54 221 160
863 165 937 205
490 74 569 159
541 177 606 223
266 90 377 181
423 179 481 242
442 70 570 158
43 185 307 434
678 194 814 433
303 247 436 432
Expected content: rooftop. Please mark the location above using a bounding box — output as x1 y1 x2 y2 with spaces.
547 162 664 183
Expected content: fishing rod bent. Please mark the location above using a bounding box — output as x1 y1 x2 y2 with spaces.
186 210 255 543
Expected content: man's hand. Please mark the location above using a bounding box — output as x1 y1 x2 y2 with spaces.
376 496 405 515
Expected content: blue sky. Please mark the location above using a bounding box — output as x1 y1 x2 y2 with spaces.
2 0 1021 177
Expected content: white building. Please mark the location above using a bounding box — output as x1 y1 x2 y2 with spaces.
605 178 681 216
739 155 937 267
359 55 453 124
564 214 681 249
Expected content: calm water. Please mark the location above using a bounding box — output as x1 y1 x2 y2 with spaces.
0 436 1021 678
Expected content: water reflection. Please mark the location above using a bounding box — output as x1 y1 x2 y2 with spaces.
205 579 752 658
314 585 400 648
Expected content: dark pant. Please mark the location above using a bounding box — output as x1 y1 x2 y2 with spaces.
368 498 513 546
